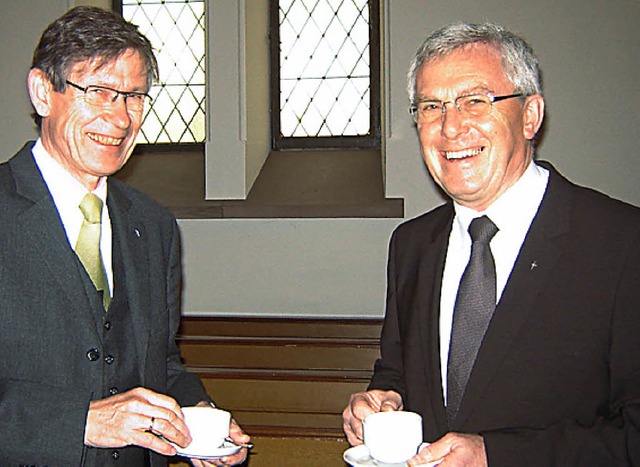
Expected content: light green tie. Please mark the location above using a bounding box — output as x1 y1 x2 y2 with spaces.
76 193 110 310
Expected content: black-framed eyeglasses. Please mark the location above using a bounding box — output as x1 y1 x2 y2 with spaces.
409 93 524 124
65 80 152 113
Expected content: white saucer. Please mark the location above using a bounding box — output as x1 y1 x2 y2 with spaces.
175 440 241 459
343 444 406 466
343 444 440 467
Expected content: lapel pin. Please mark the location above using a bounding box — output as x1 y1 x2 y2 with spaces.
134 228 141 238
530 261 538 270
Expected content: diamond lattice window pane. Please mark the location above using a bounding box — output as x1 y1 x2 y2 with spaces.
122 0 206 144
279 0 371 138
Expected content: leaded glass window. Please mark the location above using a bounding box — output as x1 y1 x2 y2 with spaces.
118 0 206 144
272 0 380 149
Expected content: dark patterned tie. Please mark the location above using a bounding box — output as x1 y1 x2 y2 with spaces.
76 193 110 310
446 215 498 425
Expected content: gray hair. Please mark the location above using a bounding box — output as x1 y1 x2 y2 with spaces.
407 22 542 104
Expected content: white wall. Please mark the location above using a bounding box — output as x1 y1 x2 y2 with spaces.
0 1 68 152
1 0 638 317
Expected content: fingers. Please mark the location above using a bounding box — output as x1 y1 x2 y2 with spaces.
228 418 251 445
342 393 369 444
379 392 403 412
189 417 250 466
84 387 190 454
147 410 191 448
408 442 441 466
218 447 249 466
122 388 191 448
141 388 185 416
220 419 250 465
191 446 249 466
361 389 403 413
408 433 486 467
342 390 404 445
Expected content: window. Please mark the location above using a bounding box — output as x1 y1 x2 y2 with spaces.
112 1 402 219
271 0 380 149
114 0 206 144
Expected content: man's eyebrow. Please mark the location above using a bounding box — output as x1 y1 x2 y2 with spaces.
415 86 495 102
85 82 148 94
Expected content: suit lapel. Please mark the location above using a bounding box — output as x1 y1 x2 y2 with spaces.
107 184 152 380
416 206 454 434
453 165 573 428
10 144 100 340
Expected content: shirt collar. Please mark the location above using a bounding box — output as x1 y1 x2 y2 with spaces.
32 138 108 207
453 160 549 236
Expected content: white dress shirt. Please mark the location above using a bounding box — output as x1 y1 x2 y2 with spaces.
32 139 113 295
439 161 549 400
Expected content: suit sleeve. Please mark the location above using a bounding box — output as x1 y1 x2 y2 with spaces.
368 230 408 398
163 221 211 406
482 228 640 466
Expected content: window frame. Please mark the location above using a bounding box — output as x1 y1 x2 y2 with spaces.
269 0 381 150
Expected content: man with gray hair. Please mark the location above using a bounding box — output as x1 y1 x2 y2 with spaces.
343 22 639 465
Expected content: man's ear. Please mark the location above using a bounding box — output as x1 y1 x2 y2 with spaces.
522 94 545 140
27 68 53 119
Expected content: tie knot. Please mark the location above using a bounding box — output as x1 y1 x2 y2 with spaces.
79 193 103 224
468 215 498 244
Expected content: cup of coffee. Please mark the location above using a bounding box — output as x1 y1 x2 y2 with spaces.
363 410 423 464
180 406 231 454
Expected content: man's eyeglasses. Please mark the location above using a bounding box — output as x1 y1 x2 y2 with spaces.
409 93 524 124
65 80 152 113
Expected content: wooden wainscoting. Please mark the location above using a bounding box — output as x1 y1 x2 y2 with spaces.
171 316 382 466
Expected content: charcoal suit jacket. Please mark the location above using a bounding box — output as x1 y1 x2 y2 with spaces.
369 161 640 466
0 142 210 465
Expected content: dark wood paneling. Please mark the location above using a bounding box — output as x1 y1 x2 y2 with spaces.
177 317 382 437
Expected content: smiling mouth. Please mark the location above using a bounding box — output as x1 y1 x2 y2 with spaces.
88 132 124 146
444 147 485 160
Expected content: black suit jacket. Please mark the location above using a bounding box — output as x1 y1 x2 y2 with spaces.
0 142 209 465
369 162 640 466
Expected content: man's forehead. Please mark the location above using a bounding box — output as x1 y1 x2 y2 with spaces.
425 42 502 68
416 44 507 95
68 50 145 76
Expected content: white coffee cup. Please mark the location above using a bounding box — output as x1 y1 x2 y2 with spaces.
363 410 423 464
180 406 231 454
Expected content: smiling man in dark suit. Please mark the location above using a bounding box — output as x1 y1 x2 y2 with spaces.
343 22 640 466
0 6 249 466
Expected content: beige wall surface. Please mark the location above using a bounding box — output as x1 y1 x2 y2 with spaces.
1 0 638 317
0 1 68 154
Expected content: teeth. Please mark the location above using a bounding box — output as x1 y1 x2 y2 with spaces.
445 147 484 160
88 133 124 146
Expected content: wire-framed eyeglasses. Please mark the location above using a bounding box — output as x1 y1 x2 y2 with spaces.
409 93 524 124
65 80 152 113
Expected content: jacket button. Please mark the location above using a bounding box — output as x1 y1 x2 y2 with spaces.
104 320 112 330
86 348 100 361
105 355 115 364
109 386 119 395
111 450 120 460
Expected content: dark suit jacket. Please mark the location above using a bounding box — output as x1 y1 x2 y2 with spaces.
0 142 210 465
369 162 640 466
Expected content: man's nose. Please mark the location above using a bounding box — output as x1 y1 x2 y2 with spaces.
104 95 133 129
440 102 467 139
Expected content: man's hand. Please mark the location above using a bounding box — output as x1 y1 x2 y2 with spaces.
408 433 486 467
84 387 190 456
342 389 403 445
190 418 250 467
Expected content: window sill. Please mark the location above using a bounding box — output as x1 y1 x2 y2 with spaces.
114 146 403 219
